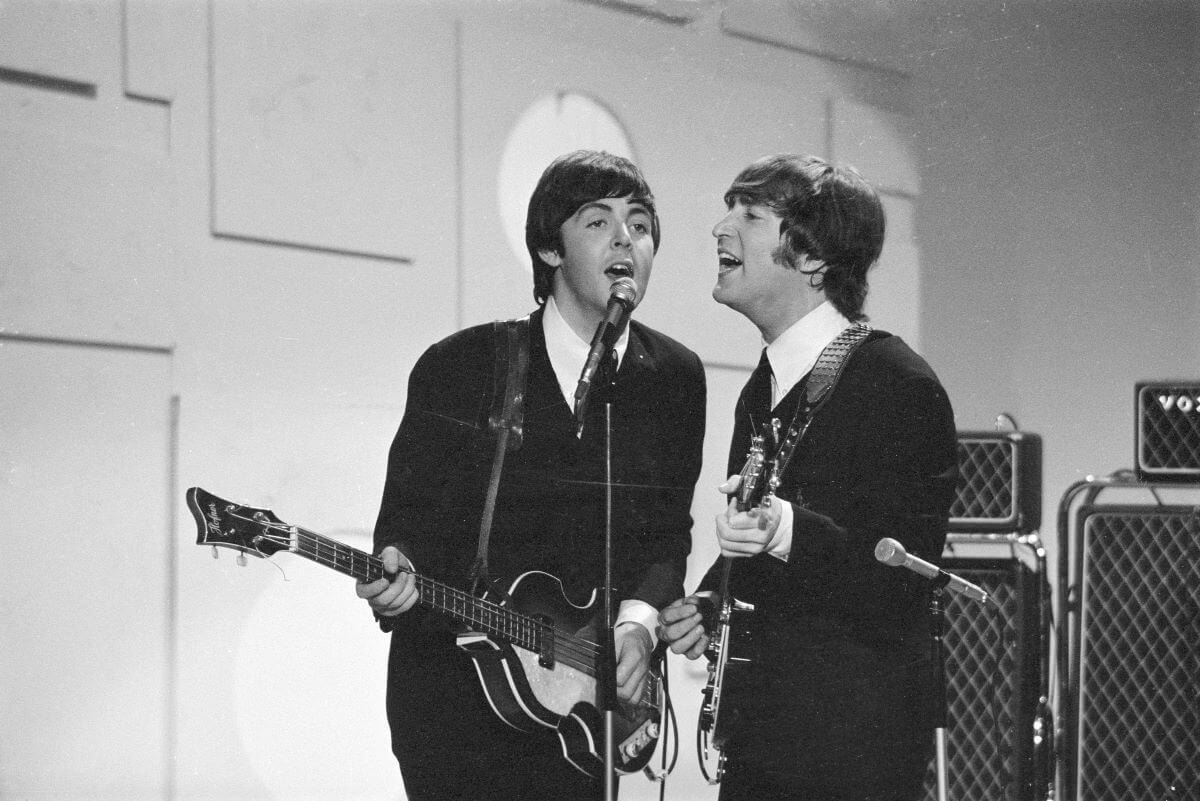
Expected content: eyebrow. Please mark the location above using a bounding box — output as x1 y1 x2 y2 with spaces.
574 200 652 217
575 201 615 216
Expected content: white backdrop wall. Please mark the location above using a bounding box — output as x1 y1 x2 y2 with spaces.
1 1 1195 800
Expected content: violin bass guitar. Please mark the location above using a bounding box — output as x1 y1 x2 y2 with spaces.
186 486 667 779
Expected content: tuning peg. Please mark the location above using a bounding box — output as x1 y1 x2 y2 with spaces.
236 553 247 567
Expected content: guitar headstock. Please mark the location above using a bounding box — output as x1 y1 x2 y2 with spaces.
735 435 767 512
186 486 294 559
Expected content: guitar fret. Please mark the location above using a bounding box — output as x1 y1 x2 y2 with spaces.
291 527 543 652
405 577 541 650
290 534 549 653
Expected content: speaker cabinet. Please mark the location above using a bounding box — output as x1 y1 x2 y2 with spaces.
922 554 1050 801
1064 504 1200 801
951 431 1042 534
1135 381 1200 482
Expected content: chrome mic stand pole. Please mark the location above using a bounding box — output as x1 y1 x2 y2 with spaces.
929 575 951 801
603 400 617 801
577 344 621 801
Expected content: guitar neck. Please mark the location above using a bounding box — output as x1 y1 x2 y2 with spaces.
716 556 731 599
290 529 548 656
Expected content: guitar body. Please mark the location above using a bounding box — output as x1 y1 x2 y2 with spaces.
455 571 663 778
701 595 755 748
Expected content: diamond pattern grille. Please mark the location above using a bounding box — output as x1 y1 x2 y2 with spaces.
1076 510 1200 800
922 559 1045 801
951 440 1016 523
1137 385 1200 479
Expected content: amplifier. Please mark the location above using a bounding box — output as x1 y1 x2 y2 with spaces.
1065 504 1200 801
920 555 1050 801
1135 381 1200 482
950 431 1042 534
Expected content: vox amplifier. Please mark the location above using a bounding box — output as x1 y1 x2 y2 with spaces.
950 431 1042 534
1136 381 1200 482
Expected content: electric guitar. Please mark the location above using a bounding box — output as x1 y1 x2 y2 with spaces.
186 486 665 779
698 436 767 784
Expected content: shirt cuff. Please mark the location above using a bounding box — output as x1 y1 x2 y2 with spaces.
616 600 659 648
767 498 793 562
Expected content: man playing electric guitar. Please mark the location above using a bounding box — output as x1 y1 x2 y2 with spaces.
658 155 958 801
356 151 705 801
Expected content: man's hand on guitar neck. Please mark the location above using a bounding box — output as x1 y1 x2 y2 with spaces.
717 474 789 560
356 545 419 617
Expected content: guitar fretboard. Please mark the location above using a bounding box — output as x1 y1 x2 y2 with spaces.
290 528 581 669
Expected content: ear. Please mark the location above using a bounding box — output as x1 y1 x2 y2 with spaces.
538 248 563 267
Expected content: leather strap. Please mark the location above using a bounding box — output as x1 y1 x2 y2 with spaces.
469 317 531 591
767 323 873 496
805 322 874 411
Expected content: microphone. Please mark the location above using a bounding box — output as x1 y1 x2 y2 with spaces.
573 277 638 437
874 537 991 605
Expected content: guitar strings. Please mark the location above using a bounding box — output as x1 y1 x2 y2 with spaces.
242 517 607 676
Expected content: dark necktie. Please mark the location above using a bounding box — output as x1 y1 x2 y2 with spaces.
748 348 774 416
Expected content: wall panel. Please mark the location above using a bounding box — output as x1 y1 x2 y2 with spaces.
0 341 172 800
210 0 456 262
0 130 174 347
0 0 119 87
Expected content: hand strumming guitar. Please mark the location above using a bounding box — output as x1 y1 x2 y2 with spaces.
614 622 654 704
656 594 712 661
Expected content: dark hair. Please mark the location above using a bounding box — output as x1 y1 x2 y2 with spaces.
525 150 661 305
724 154 885 320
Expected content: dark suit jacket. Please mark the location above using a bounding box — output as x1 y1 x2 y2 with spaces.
701 331 957 790
375 307 705 618
371 306 705 797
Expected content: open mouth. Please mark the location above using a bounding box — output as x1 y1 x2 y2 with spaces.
718 252 742 274
605 262 635 281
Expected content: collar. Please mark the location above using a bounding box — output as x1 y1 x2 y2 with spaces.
542 295 630 407
764 301 852 406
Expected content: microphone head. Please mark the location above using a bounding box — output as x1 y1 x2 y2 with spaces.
874 537 906 567
608 277 638 309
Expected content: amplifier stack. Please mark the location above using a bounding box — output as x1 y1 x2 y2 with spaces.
1054 380 1200 801
922 427 1050 801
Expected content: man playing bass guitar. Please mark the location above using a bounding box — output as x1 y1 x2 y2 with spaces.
357 151 705 801
658 154 958 801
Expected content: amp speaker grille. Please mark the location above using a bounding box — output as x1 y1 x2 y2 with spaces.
1068 505 1200 801
922 556 1049 801
950 432 1042 534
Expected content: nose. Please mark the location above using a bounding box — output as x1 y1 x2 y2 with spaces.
712 211 734 239
611 220 632 248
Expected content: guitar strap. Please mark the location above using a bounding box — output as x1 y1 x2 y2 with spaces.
766 322 874 495
468 317 531 593
805 322 875 412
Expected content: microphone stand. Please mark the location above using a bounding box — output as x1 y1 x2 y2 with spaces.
602 399 617 801
929 574 951 801
578 348 620 801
